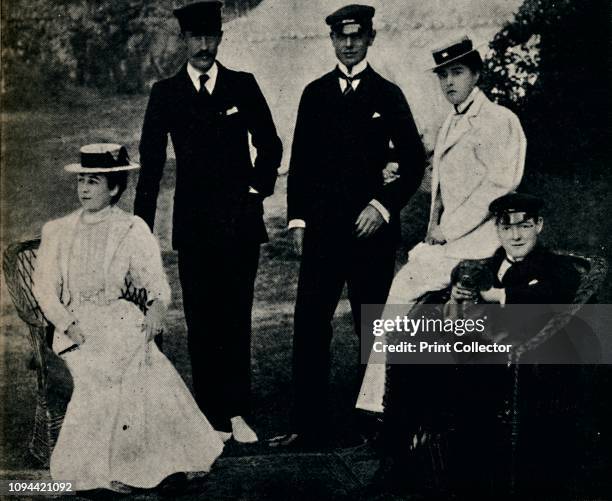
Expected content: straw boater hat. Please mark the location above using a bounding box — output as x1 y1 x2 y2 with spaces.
64 144 140 173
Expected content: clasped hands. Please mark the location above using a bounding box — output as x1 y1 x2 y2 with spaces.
425 224 447 245
64 301 167 348
142 300 167 343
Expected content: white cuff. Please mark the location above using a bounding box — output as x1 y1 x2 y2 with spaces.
288 219 306 229
248 187 259 194
369 199 390 223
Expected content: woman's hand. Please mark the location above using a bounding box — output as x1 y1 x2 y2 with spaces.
143 300 167 343
65 321 86 345
425 225 447 245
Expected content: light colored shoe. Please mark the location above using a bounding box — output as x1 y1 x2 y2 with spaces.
216 430 232 442
109 481 133 493
231 416 258 443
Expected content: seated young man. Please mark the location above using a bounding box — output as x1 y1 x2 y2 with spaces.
450 192 580 308
380 193 586 497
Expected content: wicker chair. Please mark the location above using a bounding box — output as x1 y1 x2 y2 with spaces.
3 237 150 466
382 251 608 494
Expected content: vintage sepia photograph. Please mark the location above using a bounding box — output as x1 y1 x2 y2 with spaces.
1 0 610 499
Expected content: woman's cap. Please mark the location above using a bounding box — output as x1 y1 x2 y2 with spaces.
64 144 140 173
430 36 483 72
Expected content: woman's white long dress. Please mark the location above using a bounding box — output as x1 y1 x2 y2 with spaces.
38 208 224 490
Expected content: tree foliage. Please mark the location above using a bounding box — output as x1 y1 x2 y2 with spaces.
480 0 611 176
2 0 264 106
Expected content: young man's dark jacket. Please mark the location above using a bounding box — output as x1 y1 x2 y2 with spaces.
287 65 425 245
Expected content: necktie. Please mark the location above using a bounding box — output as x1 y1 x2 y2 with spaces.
454 99 474 115
341 76 357 96
199 74 210 96
337 68 366 96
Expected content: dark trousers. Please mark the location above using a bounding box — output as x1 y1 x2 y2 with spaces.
291 230 396 434
178 241 260 432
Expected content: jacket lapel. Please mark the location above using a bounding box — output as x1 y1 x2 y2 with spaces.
59 210 83 291
430 113 453 203
103 207 133 285
213 63 241 115
212 63 229 98
438 89 487 158
500 247 547 288
174 65 212 123
488 248 507 287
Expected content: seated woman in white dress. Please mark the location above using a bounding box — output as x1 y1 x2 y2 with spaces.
33 144 224 493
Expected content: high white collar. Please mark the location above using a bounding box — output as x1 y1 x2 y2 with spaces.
187 61 219 93
81 204 113 224
454 86 481 114
337 59 368 78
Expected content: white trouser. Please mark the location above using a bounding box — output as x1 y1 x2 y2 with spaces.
356 242 462 413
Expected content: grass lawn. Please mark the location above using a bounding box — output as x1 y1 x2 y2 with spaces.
1 95 610 482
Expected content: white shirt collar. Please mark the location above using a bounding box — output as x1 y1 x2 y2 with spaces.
187 61 218 94
337 60 368 92
337 59 368 78
455 86 481 114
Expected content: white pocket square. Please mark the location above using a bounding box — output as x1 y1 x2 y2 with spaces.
372 112 381 118
226 106 239 115
528 279 539 286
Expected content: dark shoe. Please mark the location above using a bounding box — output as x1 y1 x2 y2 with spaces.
158 472 188 496
268 432 331 451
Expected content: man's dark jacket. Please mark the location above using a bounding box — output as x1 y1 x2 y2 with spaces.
287 65 425 243
135 63 282 247
487 246 581 304
483 246 582 362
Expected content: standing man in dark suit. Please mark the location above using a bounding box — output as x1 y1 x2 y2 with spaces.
135 1 282 443
271 5 425 447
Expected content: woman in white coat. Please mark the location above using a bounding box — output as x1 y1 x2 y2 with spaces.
33 144 223 493
357 37 526 413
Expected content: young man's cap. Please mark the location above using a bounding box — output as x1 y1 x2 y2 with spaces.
325 4 375 36
490 192 544 225
174 1 223 36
